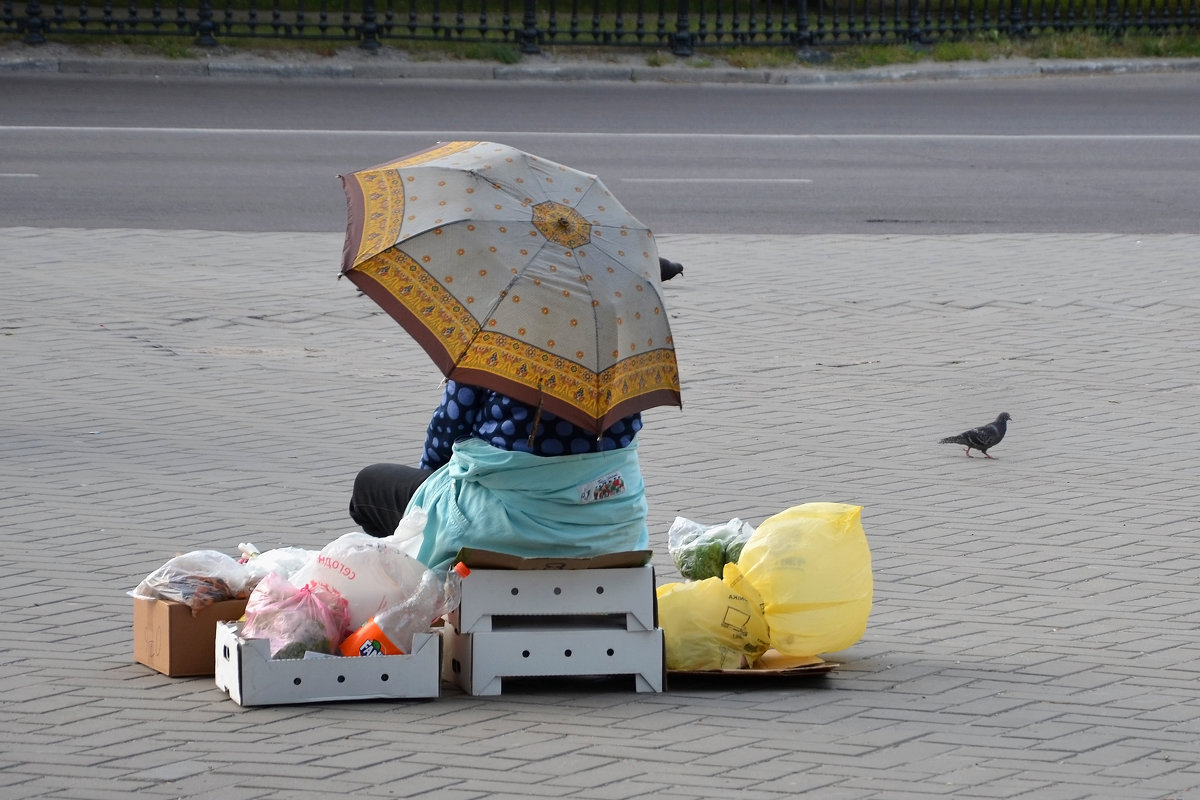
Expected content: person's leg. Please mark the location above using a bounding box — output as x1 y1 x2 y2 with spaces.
348 463 434 538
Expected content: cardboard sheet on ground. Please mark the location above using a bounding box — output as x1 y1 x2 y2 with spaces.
668 650 838 679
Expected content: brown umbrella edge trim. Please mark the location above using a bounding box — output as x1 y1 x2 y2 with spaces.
339 174 366 276
598 387 683 432
344 270 460 377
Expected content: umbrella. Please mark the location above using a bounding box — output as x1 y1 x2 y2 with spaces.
339 141 681 435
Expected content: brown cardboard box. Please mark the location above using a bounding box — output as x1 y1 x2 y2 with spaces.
133 596 248 677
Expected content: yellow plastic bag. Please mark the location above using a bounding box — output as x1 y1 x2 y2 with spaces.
656 563 771 670
737 502 873 657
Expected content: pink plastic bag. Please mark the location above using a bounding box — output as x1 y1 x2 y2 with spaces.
242 572 352 659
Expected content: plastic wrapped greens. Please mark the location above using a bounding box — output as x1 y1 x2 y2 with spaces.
666 517 756 581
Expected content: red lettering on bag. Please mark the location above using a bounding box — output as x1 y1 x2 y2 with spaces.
317 554 355 580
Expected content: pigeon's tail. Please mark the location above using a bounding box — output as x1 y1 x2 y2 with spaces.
939 435 967 445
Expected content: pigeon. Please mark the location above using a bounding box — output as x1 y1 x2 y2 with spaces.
658 257 684 282
939 412 1012 459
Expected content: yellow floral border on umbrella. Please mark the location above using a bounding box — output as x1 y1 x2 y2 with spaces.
362 249 680 418
363 248 479 359
349 141 480 269
459 331 679 421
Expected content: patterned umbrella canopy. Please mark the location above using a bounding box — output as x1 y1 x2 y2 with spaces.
339 141 681 434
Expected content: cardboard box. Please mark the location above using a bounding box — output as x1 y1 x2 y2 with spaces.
445 550 665 695
450 565 657 634
443 624 664 695
133 596 248 677
214 622 441 706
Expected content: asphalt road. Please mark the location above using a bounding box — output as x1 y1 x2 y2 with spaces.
2 72 1199 233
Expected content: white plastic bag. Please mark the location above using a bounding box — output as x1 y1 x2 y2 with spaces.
242 546 318 588
291 531 427 629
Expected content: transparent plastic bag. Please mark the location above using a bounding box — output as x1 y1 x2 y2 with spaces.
291 530 427 629
241 546 318 589
656 562 771 671
737 502 873 657
129 550 253 610
339 564 465 657
667 517 756 581
242 572 352 659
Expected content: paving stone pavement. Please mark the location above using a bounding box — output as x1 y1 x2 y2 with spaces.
2 226 1199 799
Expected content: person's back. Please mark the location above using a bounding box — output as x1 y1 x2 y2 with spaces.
350 380 648 565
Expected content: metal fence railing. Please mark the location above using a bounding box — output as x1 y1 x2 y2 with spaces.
4 0 1198 54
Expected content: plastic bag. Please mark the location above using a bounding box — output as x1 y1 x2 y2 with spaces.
667 517 756 580
291 530 428 629
242 572 352 659
656 562 771 671
241 546 318 589
129 550 253 609
737 502 873 657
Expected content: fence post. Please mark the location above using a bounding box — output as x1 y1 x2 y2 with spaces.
1009 0 1025 36
360 0 382 49
671 0 693 56
906 0 926 43
791 0 826 59
194 0 218 46
519 0 541 52
22 0 46 44
1106 0 1123 34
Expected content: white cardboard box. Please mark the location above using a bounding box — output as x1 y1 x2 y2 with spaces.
450 565 657 634
443 624 665 695
214 622 441 706
443 550 664 695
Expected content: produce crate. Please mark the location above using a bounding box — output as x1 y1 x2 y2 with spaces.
214 622 441 706
443 549 664 695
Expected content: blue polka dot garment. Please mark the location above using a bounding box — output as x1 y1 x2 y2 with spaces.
420 380 642 471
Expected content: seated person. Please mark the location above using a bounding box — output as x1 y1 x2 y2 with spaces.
349 380 649 568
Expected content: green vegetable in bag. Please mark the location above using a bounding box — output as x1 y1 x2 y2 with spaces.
667 517 756 580
675 539 725 581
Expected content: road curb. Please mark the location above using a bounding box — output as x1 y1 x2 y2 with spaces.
1 48 1197 84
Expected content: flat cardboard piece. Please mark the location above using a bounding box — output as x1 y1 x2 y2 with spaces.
668 649 838 679
133 596 247 677
456 548 652 570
